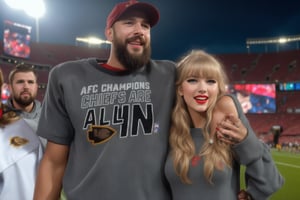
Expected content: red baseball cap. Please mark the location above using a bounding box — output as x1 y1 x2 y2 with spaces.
106 0 160 29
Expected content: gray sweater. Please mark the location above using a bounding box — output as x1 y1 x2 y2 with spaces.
165 94 284 200
7 99 42 132
7 99 46 147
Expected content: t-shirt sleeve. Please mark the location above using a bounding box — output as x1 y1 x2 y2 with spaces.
37 65 74 145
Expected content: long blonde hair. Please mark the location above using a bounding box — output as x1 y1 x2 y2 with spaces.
169 50 232 184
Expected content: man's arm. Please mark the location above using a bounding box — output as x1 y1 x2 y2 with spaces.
34 141 69 200
211 95 237 134
211 95 247 144
218 95 284 199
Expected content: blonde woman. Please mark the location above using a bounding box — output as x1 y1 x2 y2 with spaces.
165 50 284 200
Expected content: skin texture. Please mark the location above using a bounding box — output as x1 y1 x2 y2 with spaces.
179 76 219 128
9 71 38 112
212 96 248 145
105 11 151 70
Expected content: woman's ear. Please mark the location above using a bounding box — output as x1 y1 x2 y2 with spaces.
178 86 183 96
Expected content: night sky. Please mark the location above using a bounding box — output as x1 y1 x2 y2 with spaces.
1 0 300 60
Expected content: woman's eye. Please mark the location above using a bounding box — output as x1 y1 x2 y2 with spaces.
207 79 217 84
187 78 197 83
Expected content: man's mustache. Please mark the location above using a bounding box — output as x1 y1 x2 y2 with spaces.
20 90 31 95
126 35 145 45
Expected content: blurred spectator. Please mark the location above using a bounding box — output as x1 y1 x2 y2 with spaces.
0 67 43 199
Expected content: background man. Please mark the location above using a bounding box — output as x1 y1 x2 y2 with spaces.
7 64 45 147
8 63 41 131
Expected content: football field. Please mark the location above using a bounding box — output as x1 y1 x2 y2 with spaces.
241 149 300 200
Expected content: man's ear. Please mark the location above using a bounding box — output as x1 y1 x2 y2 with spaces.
105 28 113 42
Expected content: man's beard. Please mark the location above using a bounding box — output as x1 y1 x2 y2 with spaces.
114 35 151 71
13 94 35 107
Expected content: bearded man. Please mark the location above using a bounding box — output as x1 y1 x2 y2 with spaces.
8 63 42 133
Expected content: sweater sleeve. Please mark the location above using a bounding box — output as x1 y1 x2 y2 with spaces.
229 94 284 199
244 142 284 200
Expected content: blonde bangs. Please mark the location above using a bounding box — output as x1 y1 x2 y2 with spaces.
176 50 229 95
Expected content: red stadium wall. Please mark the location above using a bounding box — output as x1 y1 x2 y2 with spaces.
0 41 110 102
217 50 300 144
1 41 300 143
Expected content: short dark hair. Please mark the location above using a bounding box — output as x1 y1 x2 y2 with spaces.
8 64 38 84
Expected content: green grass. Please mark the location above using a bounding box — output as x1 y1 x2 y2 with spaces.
240 149 300 200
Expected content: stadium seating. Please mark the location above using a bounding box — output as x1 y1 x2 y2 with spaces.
0 41 299 144
218 50 300 83
0 41 110 102
29 42 110 66
217 49 300 144
216 53 260 82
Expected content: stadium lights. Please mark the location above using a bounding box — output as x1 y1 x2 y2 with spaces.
246 34 300 45
4 0 46 42
4 0 45 18
76 37 111 45
246 34 300 53
278 38 287 44
4 0 24 10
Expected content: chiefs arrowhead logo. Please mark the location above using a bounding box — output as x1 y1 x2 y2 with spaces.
10 136 29 147
87 125 116 145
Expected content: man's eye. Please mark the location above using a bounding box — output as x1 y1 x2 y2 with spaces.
142 23 150 29
124 21 133 25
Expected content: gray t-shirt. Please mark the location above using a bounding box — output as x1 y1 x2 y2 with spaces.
37 58 176 200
